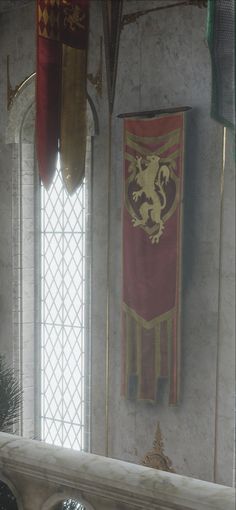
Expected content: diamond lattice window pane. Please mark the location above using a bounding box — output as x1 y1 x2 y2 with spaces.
41 162 86 451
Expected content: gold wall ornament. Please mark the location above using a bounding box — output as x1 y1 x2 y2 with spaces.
141 422 175 472
87 36 103 97
121 0 207 29
7 55 35 110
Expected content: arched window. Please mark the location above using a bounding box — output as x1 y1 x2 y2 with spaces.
7 77 97 451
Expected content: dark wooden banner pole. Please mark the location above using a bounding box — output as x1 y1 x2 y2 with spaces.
117 106 192 119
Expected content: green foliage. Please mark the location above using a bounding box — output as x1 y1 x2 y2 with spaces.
0 356 22 508
0 355 22 432
0 358 84 510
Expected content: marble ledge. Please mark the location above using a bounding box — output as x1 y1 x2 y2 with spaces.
0 432 235 510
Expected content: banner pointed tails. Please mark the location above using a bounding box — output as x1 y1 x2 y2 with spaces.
60 0 89 194
122 113 185 405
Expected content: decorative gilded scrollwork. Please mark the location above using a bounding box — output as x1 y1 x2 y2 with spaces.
141 422 175 472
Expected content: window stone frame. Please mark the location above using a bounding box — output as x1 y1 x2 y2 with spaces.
7 76 97 442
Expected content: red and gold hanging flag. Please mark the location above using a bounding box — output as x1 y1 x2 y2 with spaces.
121 113 185 405
60 0 89 193
36 0 89 192
37 0 61 188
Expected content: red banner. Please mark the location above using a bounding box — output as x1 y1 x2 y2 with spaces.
122 113 184 404
37 0 61 188
36 0 89 191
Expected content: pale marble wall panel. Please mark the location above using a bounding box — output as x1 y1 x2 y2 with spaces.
215 129 235 486
87 0 110 456
0 3 35 365
0 6 35 142
104 0 234 486
0 144 13 361
0 3 35 436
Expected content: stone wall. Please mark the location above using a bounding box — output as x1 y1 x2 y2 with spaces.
90 0 235 487
0 0 234 488
0 3 35 365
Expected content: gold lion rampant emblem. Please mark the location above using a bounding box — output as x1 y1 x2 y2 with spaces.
131 154 171 244
63 3 86 31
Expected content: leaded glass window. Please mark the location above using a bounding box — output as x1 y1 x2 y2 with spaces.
40 150 90 451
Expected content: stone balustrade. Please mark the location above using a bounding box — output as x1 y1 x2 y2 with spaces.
0 432 234 510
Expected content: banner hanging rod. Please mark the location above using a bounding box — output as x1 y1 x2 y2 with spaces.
117 106 192 119
121 1 207 29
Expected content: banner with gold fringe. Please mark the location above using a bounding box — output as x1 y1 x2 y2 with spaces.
37 0 89 192
121 113 185 405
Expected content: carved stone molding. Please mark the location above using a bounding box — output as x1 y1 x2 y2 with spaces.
0 432 234 510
